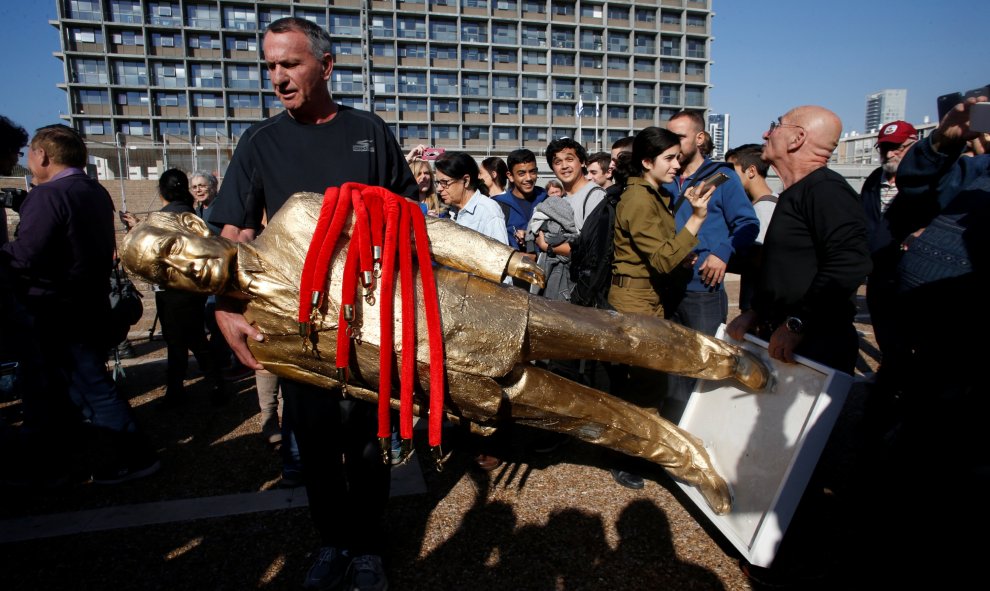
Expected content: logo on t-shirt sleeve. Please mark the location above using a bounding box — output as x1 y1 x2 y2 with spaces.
353 139 376 153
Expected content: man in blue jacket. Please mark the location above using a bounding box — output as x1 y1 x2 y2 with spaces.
492 149 547 251
664 110 759 408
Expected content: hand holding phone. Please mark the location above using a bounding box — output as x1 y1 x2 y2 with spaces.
699 171 730 191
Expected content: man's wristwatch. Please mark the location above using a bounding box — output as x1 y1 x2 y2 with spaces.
785 316 804 334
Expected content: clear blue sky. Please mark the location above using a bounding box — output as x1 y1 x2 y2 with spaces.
3 0 988 165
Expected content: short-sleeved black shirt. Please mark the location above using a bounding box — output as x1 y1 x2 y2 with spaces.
210 106 418 229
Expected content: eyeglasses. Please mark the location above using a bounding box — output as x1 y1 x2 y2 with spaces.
768 118 805 134
190 184 210 190
435 178 462 190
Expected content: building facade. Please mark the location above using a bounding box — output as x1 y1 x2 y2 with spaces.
864 89 906 133
706 111 727 159
54 0 713 177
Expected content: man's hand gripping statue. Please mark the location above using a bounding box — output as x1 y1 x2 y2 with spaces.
120 184 772 515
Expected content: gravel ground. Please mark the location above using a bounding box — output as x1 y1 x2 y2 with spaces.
0 280 881 590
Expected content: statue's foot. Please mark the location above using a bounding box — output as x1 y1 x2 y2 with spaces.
697 468 732 515
734 350 771 392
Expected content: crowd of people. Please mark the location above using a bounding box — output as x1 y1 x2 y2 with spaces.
1 13 987 590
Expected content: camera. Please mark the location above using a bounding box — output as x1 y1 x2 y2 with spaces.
1 188 28 211
937 84 990 121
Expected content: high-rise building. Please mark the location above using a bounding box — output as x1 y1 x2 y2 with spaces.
53 0 713 175
865 89 907 132
707 112 728 160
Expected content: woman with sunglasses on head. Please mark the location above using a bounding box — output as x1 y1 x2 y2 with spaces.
434 151 509 244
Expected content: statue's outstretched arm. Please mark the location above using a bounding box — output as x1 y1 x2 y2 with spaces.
424 217 545 288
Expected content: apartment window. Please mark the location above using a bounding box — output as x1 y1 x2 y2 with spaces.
191 63 223 88
71 28 103 44
228 94 259 109
152 32 181 47
523 127 547 143
580 4 602 19
494 24 518 45
660 108 678 122
521 77 546 99
685 86 705 107
553 79 574 100
223 6 257 31
580 55 602 69
81 119 111 135
430 19 458 42
608 6 629 20
579 80 601 96
606 81 627 102
231 122 251 138
112 30 145 46
494 101 518 115
660 60 680 73
399 125 429 141
433 126 458 141
492 75 517 98
337 96 362 109
226 64 259 89
661 11 681 25
634 33 656 55
158 121 189 137
186 4 221 29
398 18 426 40
634 58 655 73
432 73 459 96
68 1 102 21
155 92 186 107
521 0 545 14
607 56 627 71
259 7 291 28
115 90 147 106
431 45 458 60
120 120 151 135
492 49 514 63
464 47 490 62
464 126 489 140
686 38 706 58
494 127 518 141
296 10 327 28
496 0 518 9
399 99 427 112
110 0 142 24
580 30 602 51
77 89 110 105
332 14 361 37
464 100 489 114
399 73 427 94
522 102 546 116
398 45 426 58
550 127 574 140
112 60 148 85
188 34 219 49
635 8 656 23
228 36 259 52
192 93 222 107
462 0 488 8
263 95 282 111
521 51 546 66
372 43 395 57
659 84 680 105
551 28 574 49
374 71 396 93
634 107 654 120
687 14 707 28
552 53 574 67
332 69 363 93
376 98 397 112
607 105 627 119
686 62 706 76
433 100 458 113
461 22 487 43
661 37 681 56
552 104 572 117
461 73 488 97
195 122 225 137
633 83 654 105
520 25 544 47
153 62 186 88
552 3 574 16
334 41 362 56
371 16 393 38
607 32 628 52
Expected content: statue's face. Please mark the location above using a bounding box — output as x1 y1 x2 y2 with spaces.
122 213 235 294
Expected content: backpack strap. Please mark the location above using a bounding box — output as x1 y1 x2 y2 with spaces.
581 185 607 222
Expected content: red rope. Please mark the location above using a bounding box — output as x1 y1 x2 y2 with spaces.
309 185 354 324
335 194 362 378
350 185 375 290
397 201 416 442
298 187 339 327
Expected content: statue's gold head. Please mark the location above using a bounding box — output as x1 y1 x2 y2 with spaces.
120 212 237 295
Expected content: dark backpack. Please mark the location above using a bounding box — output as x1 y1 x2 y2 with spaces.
569 186 620 309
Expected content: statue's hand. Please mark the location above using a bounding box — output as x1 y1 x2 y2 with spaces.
506 251 546 288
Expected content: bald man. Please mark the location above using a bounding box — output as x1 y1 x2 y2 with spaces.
727 106 871 373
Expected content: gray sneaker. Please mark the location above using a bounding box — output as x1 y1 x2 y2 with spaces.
348 554 387 591
303 547 351 590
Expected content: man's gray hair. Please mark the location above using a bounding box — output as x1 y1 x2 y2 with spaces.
265 16 333 60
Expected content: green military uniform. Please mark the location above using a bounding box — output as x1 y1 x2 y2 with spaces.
609 177 698 317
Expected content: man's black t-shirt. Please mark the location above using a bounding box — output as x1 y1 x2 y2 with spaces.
210 106 418 228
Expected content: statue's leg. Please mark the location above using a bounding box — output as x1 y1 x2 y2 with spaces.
524 297 769 391
501 364 732 515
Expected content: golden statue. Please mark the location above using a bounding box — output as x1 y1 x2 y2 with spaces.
121 191 771 515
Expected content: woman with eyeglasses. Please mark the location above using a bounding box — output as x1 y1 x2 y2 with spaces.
434 151 509 244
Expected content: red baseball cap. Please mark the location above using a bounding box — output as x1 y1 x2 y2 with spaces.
876 120 918 146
